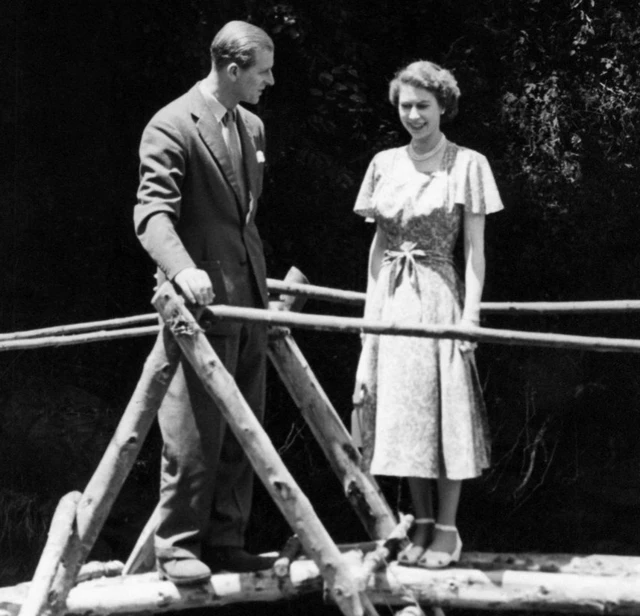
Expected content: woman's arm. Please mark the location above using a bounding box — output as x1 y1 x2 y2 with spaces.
353 226 387 404
461 212 486 325
364 227 388 318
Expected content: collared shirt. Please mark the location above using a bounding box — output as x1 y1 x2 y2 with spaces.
198 81 228 126
198 82 249 216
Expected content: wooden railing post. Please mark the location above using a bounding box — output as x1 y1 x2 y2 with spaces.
153 282 377 616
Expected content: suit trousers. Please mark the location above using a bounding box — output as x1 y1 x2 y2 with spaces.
155 279 267 560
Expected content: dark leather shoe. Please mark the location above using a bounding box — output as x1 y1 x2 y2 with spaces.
202 545 276 573
157 557 211 585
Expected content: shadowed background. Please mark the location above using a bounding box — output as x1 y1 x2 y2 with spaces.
2 2 640 611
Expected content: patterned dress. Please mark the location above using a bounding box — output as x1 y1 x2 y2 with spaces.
352 141 503 480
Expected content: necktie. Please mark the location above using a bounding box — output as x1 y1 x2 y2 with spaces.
223 110 247 209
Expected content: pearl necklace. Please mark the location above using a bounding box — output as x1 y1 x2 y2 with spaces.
408 134 446 161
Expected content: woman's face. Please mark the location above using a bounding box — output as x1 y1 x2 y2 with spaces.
398 84 444 142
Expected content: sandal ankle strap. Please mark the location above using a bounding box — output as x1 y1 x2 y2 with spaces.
435 523 457 531
414 517 435 524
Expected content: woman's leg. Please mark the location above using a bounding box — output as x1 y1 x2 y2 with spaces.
429 477 461 553
398 477 435 564
408 477 435 545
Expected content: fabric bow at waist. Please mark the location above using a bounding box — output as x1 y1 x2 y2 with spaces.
382 241 453 297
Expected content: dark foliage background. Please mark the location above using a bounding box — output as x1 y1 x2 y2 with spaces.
2 0 640 612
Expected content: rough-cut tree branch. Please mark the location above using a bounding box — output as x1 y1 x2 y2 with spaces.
267 328 397 539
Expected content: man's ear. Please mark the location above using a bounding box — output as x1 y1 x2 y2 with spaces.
226 62 240 81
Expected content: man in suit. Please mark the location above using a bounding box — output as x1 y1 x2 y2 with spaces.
133 21 275 585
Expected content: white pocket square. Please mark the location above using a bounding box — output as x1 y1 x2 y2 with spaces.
256 150 265 163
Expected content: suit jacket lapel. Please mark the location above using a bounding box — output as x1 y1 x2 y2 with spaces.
190 87 246 218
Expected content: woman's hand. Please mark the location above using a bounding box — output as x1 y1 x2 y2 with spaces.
353 370 366 407
457 317 479 354
352 345 368 407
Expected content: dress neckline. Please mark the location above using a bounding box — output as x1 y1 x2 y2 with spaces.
403 141 457 176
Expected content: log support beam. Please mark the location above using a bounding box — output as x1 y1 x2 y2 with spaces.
6 552 640 616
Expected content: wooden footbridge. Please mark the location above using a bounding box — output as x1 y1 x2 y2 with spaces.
3 269 640 616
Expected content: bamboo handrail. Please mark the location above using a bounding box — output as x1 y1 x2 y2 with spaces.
267 278 365 305
2 282 640 346
481 299 640 314
204 305 640 354
269 278 640 314
0 315 156 342
0 326 160 351
3 306 640 354
2 279 640 348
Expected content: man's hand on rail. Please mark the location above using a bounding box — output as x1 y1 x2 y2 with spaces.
174 268 215 306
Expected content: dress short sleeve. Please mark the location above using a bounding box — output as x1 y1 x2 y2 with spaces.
353 154 382 221
454 149 504 215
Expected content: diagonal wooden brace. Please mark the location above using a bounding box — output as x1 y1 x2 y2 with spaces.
153 282 377 616
18 492 82 616
269 266 395 541
267 330 396 540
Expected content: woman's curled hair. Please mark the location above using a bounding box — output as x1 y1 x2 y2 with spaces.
389 60 460 123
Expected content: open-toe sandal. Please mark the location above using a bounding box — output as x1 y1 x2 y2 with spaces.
417 523 462 569
397 518 434 566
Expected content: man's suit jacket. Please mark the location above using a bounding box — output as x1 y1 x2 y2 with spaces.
134 84 268 331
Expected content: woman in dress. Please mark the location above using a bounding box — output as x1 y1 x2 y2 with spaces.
352 60 503 568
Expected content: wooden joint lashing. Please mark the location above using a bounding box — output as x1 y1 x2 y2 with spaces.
167 312 200 337
268 325 291 340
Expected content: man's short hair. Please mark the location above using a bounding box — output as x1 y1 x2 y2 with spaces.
210 21 274 70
